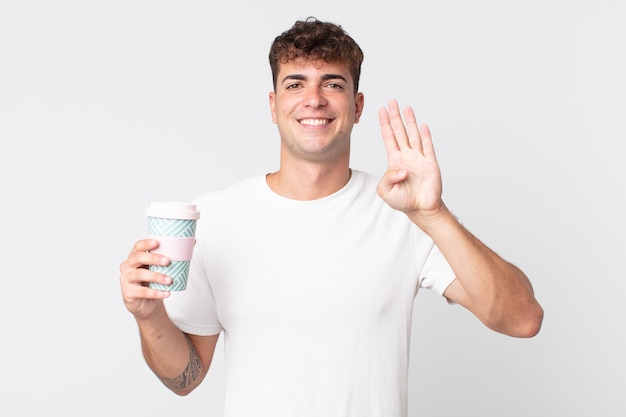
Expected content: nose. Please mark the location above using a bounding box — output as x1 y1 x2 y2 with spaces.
304 87 327 108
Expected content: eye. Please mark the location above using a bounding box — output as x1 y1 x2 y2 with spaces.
324 82 345 91
285 82 302 89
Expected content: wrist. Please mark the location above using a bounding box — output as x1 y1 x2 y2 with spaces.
135 302 170 332
406 202 455 233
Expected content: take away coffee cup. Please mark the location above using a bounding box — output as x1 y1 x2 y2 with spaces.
146 201 200 291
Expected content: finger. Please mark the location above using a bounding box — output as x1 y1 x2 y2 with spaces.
122 277 171 302
120 263 170 286
127 238 159 257
403 106 423 154
119 252 170 276
120 267 172 299
419 124 437 160
378 107 400 153
387 99 411 149
376 169 408 197
121 240 170 272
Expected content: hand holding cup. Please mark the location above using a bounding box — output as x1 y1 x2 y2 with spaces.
146 201 200 291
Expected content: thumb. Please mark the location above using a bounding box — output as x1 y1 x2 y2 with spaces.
377 169 408 196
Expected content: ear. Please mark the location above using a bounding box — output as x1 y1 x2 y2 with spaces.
269 91 277 124
354 92 365 124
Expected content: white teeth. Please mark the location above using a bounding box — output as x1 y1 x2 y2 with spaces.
300 119 328 126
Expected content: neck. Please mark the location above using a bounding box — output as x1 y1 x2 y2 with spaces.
266 161 352 200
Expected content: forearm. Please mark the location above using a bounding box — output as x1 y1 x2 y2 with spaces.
409 204 543 336
137 304 203 395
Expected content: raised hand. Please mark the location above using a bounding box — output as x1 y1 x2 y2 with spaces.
376 99 443 220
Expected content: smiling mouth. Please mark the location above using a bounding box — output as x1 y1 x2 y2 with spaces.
299 118 331 126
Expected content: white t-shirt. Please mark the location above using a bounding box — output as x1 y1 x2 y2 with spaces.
164 170 456 417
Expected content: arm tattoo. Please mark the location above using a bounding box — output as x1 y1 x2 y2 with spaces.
158 334 202 391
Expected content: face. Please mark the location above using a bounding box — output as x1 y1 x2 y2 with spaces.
269 59 364 165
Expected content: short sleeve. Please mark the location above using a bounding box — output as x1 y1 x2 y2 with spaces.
163 237 224 336
418 242 456 296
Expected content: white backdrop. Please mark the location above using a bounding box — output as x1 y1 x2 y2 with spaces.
1 0 624 416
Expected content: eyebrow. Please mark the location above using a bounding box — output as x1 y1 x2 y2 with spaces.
280 73 349 84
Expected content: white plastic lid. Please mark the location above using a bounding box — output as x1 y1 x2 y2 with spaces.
146 201 200 220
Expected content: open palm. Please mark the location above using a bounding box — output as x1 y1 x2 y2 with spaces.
376 100 443 216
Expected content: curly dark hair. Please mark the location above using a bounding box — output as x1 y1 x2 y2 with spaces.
269 17 364 92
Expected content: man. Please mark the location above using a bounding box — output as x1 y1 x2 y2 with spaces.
119 17 543 417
